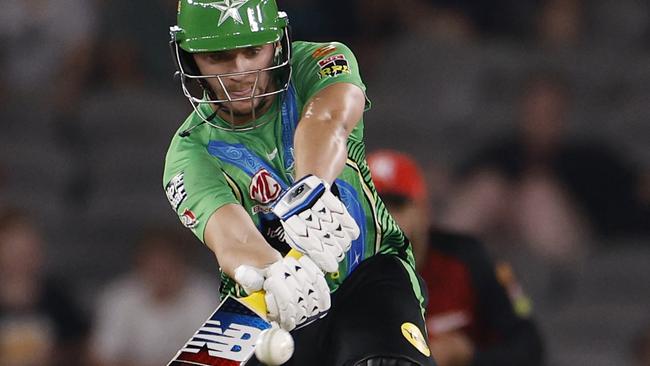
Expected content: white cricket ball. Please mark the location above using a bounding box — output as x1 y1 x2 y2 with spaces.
254 326 295 365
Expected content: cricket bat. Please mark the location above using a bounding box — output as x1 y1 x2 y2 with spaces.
168 250 302 366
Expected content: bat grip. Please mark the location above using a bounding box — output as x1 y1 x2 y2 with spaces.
240 249 303 318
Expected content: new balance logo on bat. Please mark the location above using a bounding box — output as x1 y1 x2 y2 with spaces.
180 320 262 361
169 297 271 366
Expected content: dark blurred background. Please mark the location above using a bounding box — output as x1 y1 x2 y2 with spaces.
0 0 648 365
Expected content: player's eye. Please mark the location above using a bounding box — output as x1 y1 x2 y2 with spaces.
246 47 262 57
207 52 226 62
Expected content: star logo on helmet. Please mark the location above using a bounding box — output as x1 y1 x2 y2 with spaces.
205 0 248 26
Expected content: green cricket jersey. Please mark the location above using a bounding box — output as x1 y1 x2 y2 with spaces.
163 41 417 298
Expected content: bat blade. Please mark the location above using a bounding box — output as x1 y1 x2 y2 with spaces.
168 295 271 366
168 250 302 366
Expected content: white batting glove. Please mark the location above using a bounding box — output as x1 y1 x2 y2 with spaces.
272 175 361 273
234 256 330 331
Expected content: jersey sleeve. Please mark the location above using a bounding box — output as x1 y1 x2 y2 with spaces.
292 41 370 110
291 41 369 144
163 133 240 243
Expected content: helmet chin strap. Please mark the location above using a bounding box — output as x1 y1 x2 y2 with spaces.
178 107 220 138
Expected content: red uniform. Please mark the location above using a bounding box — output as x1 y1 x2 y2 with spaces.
366 150 544 366
421 229 543 366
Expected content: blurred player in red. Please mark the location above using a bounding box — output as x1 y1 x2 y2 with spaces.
368 150 544 366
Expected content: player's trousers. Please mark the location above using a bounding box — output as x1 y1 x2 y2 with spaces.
247 254 437 366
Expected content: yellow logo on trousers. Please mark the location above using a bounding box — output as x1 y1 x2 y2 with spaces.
401 322 431 357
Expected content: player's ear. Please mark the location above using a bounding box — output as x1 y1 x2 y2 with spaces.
274 41 283 59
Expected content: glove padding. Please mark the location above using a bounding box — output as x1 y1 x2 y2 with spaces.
234 256 330 331
272 175 361 273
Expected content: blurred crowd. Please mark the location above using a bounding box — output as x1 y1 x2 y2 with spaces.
1 0 649 365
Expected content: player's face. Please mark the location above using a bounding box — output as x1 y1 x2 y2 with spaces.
193 44 276 121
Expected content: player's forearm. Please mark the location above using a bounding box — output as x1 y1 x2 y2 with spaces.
294 83 365 184
212 239 281 279
204 204 282 277
294 118 348 184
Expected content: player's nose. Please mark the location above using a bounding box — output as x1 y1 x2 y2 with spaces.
229 53 253 75
223 57 254 87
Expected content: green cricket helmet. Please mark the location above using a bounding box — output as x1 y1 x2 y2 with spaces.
170 0 292 130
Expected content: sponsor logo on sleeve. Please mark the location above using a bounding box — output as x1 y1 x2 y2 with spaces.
166 172 187 210
317 54 350 79
312 44 337 59
401 322 431 357
249 169 282 204
181 208 199 229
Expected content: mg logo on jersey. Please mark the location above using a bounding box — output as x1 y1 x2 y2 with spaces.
250 169 281 204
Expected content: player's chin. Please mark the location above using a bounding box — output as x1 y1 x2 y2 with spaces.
230 99 254 109
219 105 252 118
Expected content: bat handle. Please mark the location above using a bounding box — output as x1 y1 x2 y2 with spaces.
240 249 303 317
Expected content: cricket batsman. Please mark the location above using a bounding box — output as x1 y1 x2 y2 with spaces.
164 1 436 364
